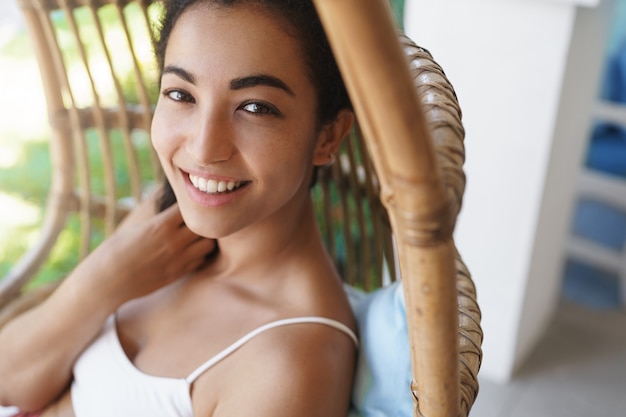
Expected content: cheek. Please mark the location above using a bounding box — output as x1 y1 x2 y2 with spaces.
266 133 318 184
150 107 177 164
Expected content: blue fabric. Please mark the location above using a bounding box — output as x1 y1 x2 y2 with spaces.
345 282 412 417
571 37 626 308
587 39 626 177
562 259 622 309
600 39 626 104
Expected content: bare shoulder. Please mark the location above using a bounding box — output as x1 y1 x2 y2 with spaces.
210 320 356 417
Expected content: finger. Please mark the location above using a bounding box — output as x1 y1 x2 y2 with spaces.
156 202 184 226
159 229 213 261
167 225 209 249
154 204 195 237
183 238 218 263
176 251 213 276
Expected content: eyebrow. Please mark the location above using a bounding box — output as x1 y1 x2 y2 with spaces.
230 75 295 97
162 66 294 97
162 65 196 84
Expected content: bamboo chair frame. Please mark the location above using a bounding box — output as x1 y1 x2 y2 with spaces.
0 1 482 416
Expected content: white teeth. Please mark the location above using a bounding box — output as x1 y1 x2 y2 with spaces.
189 174 242 194
198 177 207 192
206 179 218 193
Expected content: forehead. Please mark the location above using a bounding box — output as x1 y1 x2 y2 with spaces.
164 3 309 87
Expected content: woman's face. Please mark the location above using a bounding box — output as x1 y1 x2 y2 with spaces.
151 3 338 238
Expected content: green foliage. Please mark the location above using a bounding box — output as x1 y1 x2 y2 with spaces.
389 0 405 30
0 32 31 58
81 128 155 198
0 140 51 205
0 139 52 282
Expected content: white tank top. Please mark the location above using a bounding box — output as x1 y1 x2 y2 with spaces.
71 315 357 417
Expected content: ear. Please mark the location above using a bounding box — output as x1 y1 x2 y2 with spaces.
312 109 355 166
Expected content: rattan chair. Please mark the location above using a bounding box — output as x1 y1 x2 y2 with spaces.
0 0 482 416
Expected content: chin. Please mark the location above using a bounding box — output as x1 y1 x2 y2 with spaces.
183 217 222 239
179 210 235 240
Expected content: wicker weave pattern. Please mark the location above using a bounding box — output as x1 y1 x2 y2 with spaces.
401 38 482 417
403 39 466 232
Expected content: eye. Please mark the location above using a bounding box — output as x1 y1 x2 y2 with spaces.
240 101 280 116
163 89 195 104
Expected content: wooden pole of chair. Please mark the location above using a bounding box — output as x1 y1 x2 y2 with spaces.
312 1 461 417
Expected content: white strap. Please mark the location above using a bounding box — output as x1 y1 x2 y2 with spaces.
185 317 358 383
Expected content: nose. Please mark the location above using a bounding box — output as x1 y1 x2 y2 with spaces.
185 110 236 166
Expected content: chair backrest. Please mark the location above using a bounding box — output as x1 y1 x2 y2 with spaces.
0 1 482 416
0 0 162 303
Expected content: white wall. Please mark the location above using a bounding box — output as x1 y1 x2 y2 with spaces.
405 0 611 382
513 2 612 372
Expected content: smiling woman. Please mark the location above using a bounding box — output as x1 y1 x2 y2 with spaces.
0 1 358 417
0 0 482 416
152 2 353 243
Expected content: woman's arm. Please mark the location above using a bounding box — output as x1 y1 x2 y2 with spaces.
0 195 215 411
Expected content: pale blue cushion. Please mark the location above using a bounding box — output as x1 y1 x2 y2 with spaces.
345 281 413 417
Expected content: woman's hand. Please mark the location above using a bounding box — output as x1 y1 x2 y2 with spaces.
81 203 216 307
0 198 215 411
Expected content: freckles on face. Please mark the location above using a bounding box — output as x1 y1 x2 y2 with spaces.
150 4 322 238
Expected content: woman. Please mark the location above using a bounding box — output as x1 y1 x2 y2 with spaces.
0 0 357 416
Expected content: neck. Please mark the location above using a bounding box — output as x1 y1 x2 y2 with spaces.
205 195 327 281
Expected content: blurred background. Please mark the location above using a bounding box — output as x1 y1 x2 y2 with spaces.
406 0 626 416
0 1 64 288
1 0 625 416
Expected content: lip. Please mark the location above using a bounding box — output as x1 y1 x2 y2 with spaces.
181 169 251 207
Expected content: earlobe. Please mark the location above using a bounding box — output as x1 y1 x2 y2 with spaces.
312 110 355 166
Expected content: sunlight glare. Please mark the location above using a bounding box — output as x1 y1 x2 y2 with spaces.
0 193 41 229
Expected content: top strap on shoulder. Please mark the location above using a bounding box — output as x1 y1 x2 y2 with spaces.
185 317 358 384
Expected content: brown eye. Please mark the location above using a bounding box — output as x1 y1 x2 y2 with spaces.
164 89 195 103
241 101 280 116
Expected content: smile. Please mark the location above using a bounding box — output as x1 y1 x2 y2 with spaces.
188 174 247 194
